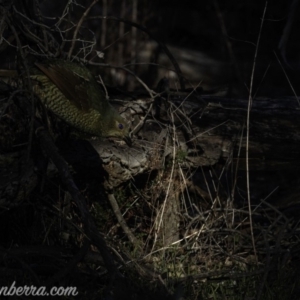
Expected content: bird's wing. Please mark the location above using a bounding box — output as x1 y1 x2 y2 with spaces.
35 62 91 112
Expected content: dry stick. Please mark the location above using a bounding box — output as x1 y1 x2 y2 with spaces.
246 2 268 264
274 51 300 106
231 124 245 203
55 0 73 28
13 5 51 29
121 66 156 98
68 0 99 59
253 63 271 98
35 126 120 278
87 60 157 99
171 80 203 114
107 193 142 250
54 0 74 57
87 16 185 91
21 23 50 54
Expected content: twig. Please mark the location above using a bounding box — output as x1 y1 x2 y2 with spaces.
107 193 142 251
246 2 268 264
68 0 99 59
274 51 300 106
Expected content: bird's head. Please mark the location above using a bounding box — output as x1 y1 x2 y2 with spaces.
103 113 132 146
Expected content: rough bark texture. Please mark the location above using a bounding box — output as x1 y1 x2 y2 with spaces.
89 95 300 186
1 92 300 205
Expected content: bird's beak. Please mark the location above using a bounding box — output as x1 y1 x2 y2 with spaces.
123 135 132 147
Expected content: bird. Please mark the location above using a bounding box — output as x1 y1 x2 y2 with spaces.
1 59 131 145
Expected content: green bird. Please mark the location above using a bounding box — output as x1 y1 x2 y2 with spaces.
2 60 131 145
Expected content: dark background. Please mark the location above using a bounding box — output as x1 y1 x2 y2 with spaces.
2 0 299 96
18 0 298 96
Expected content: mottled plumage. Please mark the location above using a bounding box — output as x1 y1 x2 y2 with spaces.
30 60 131 144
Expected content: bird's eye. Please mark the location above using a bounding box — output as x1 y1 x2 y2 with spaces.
118 123 124 130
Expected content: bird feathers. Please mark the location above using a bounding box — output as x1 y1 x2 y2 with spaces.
33 60 130 142
35 61 92 112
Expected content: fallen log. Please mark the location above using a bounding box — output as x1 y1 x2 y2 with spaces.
1 86 300 205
